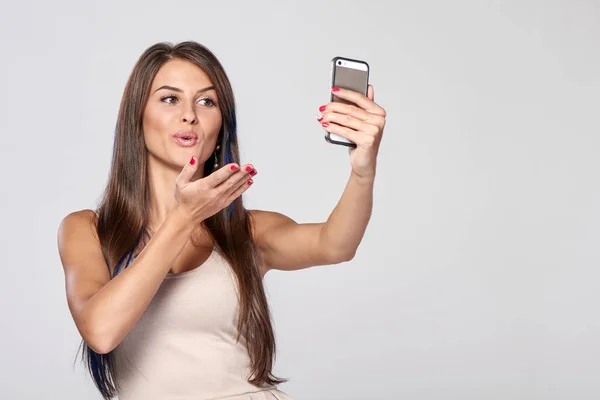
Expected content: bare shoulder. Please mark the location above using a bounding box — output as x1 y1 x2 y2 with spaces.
57 208 108 280
248 209 296 232
247 209 298 248
247 210 297 274
62 209 98 225
58 209 100 249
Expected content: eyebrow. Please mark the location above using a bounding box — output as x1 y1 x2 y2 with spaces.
153 85 216 95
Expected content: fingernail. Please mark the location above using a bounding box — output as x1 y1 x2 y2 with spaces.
231 165 239 171
322 123 329 127
250 170 257 176
319 105 326 112
332 86 340 92
247 179 254 185
190 157 196 165
316 114 324 122
245 166 253 172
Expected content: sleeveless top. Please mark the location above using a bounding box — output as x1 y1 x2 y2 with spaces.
112 246 292 400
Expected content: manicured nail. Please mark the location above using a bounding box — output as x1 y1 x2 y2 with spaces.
190 156 196 165
247 179 253 185
316 114 324 122
245 166 253 172
231 165 239 171
322 123 329 128
319 105 326 112
250 170 257 176
332 86 340 92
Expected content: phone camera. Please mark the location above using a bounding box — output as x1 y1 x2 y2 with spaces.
337 61 342 65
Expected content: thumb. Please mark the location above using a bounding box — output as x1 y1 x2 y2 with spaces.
176 156 199 188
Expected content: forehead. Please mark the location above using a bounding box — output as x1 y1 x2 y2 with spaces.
150 58 213 90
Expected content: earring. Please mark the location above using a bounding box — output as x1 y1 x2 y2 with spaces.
213 144 221 169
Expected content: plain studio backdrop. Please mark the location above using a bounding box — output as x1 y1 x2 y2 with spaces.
0 0 599 399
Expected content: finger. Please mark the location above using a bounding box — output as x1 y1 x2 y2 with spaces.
202 162 242 188
321 122 361 144
217 164 256 196
319 111 380 134
225 177 254 205
332 86 385 116
176 156 201 188
320 102 371 123
320 101 386 128
317 102 385 128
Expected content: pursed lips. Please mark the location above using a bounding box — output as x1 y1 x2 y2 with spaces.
173 131 199 140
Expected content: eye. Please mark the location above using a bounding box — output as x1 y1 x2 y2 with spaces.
197 97 217 107
160 95 178 105
159 94 217 107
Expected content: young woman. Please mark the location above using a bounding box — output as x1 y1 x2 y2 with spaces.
57 41 386 400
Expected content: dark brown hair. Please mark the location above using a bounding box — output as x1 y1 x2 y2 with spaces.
76 41 285 399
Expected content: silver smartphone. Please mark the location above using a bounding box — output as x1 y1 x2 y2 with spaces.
325 56 370 147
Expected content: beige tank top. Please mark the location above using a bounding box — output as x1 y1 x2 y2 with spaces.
112 247 292 400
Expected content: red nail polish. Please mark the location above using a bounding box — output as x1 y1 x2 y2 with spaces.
319 105 326 112
332 87 340 92
247 179 253 185
245 166 253 172
190 157 196 165
250 170 257 176
322 123 329 127
231 165 239 171
317 115 324 122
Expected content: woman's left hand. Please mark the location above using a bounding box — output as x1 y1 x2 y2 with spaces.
317 84 387 180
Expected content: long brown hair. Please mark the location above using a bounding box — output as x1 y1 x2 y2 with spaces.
77 41 285 399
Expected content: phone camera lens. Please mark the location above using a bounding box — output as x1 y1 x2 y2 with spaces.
338 61 342 65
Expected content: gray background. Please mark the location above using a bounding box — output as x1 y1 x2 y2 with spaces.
1 0 599 399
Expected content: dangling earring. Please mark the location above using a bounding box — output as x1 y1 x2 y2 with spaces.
213 144 221 169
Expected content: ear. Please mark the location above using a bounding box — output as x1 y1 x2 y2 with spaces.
367 84 374 101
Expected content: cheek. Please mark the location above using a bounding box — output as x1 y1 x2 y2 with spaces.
207 112 223 137
213 114 223 133
200 109 222 129
142 105 173 143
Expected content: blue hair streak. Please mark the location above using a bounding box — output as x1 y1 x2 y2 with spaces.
224 108 237 218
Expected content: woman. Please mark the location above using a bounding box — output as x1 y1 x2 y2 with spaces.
57 41 386 400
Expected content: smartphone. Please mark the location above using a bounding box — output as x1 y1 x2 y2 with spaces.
325 56 370 147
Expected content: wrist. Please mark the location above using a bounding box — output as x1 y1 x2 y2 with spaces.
350 170 376 185
169 205 200 231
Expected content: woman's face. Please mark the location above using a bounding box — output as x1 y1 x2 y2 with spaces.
143 58 222 171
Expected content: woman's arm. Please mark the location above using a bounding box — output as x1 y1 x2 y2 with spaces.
251 172 373 272
58 207 196 354
253 85 386 273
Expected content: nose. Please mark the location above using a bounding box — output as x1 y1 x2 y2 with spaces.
181 104 198 125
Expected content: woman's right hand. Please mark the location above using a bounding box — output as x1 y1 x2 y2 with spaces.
174 156 257 223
